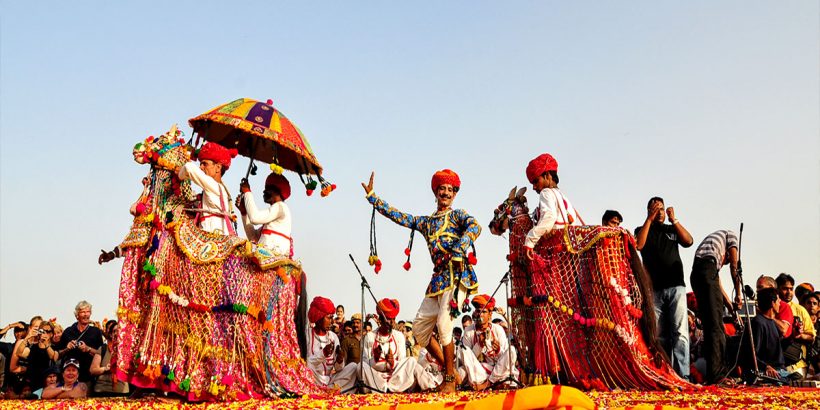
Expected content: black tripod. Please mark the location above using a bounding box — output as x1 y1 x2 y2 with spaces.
480 269 524 389
343 254 386 394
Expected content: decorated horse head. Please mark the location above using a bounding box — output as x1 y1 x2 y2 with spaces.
488 186 529 237
112 125 319 401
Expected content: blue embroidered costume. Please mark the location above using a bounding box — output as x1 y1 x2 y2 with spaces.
367 193 480 297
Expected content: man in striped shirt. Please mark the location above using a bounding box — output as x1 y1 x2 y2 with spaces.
690 229 740 384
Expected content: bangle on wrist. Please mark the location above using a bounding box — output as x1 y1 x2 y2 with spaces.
672 219 679 225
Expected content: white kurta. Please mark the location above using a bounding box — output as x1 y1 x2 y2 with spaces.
460 323 519 384
360 329 419 392
178 162 235 235
523 188 580 248
306 328 357 392
240 193 292 256
414 347 443 391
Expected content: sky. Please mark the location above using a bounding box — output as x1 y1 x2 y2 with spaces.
1 1 818 329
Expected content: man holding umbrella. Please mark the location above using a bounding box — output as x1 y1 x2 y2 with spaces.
237 172 294 257
361 170 481 393
178 142 238 235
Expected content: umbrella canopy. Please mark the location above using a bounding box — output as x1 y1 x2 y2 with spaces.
189 98 322 175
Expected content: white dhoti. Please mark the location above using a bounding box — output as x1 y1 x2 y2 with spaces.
360 357 420 393
327 362 358 392
460 323 519 385
413 285 468 348
460 344 519 384
414 348 443 391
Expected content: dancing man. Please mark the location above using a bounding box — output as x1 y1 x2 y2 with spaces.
237 172 294 257
306 297 357 392
361 170 481 392
522 153 582 260
360 298 421 393
178 142 238 235
459 294 518 390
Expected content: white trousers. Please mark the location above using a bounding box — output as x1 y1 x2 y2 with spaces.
459 346 519 384
359 357 420 393
329 362 358 393
413 285 468 347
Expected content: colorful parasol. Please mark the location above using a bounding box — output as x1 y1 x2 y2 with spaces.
189 98 322 176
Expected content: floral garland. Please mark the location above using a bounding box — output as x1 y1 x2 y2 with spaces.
507 294 642 346
142 260 277 332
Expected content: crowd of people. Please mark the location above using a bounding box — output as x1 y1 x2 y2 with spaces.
617 197 818 386
0 301 128 399
4 143 816 401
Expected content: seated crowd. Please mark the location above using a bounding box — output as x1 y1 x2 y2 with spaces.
307 294 520 393
687 273 819 385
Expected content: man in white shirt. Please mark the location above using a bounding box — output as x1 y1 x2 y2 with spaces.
522 153 582 260
178 142 238 235
360 299 421 392
238 172 293 257
306 297 357 392
459 294 518 390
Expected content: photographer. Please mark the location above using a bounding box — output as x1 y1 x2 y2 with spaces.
16 321 58 391
9 316 43 395
55 301 103 382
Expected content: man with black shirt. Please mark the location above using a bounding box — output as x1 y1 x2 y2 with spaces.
55 301 103 382
635 197 693 379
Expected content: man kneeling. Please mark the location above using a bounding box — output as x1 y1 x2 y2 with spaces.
460 294 519 390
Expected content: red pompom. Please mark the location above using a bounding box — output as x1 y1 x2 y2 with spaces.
306 189 314 196
403 261 411 271
266 99 273 105
404 248 411 256
468 252 477 265
330 184 337 190
374 265 382 274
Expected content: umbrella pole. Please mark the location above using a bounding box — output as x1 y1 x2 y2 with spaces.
244 138 259 179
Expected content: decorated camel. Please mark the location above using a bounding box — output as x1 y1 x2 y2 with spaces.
488 187 690 391
110 126 323 401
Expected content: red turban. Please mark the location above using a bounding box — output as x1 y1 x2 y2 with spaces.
525 153 558 183
471 294 495 311
198 142 238 170
431 169 461 192
308 296 335 324
265 173 291 200
376 298 400 319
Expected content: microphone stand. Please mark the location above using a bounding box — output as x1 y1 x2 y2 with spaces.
343 254 385 394
734 225 781 385
485 269 523 389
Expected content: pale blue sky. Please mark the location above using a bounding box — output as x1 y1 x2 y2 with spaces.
1 1 818 327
